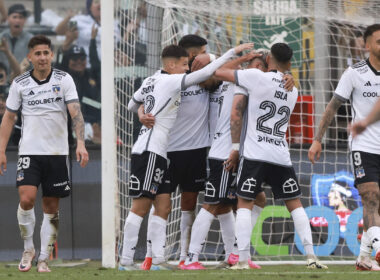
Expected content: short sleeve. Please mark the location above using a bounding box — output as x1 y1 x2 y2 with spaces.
6 81 21 112
334 67 353 101
234 84 248 96
63 74 79 104
234 68 262 91
165 73 186 95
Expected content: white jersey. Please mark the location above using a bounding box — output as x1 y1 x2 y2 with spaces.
235 69 298 166
208 86 223 146
131 70 185 159
335 59 380 154
167 84 209 152
6 69 79 155
209 82 235 160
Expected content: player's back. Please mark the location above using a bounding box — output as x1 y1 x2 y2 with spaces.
236 69 298 166
131 70 184 159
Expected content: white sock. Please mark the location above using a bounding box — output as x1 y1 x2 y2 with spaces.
359 231 373 257
218 211 236 261
185 208 214 265
367 226 380 252
291 207 314 256
39 212 59 261
120 212 143 266
150 215 167 264
235 208 252 262
251 205 263 230
17 204 35 251
180 210 195 261
145 206 155 258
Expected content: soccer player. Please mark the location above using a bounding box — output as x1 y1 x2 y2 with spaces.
309 24 380 270
119 42 253 270
139 35 217 270
0 35 88 273
216 43 327 269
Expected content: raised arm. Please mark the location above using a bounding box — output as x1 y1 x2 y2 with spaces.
0 110 17 175
67 102 89 167
183 43 254 89
308 96 344 164
224 94 248 171
349 98 380 138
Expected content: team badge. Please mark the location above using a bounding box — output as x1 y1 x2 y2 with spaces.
150 183 158 194
16 170 24 181
52 85 61 94
355 167 365 178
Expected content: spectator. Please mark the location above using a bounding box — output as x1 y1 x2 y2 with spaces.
56 0 101 68
0 4 33 72
0 38 21 82
63 45 101 144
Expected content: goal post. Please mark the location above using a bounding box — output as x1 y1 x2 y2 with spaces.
102 0 380 267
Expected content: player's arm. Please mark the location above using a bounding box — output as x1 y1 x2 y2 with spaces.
67 102 89 167
349 98 380 138
308 96 344 164
182 43 254 89
137 104 155 128
224 94 248 171
0 110 17 175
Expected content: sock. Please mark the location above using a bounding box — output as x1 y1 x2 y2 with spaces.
291 207 314 256
367 226 380 252
120 212 143 266
180 210 195 261
17 204 35 251
39 212 59 261
185 208 214 265
145 206 155 258
251 205 263 230
235 208 252 262
150 215 167 264
218 211 236 262
359 231 373 257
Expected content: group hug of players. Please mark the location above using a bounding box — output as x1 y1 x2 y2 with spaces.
119 23 380 272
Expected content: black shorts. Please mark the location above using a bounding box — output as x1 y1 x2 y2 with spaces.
204 159 237 205
236 158 301 200
129 152 167 199
158 147 207 194
16 155 71 198
351 151 380 187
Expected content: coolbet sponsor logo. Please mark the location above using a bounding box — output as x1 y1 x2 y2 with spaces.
182 88 205 97
363 92 379 97
28 97 63 105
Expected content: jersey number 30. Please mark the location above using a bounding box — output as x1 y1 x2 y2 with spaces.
256 100 290 137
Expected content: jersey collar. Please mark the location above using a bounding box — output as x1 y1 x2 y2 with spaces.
161 70 169 74
366 59 380 76
30 69 53 85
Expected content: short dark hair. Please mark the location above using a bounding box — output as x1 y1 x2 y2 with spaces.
161 44 188 59
270 43 293 64
178 34 207 49
28 35 52 50
364 24 380 43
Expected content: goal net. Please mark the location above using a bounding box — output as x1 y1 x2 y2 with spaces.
104 0 380 266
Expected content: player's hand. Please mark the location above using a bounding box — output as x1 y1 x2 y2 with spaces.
283 73 295 91
139 113 155 129
76 142 89 168
234 43 254 55
224 150 239 172
241 51 262 62
91 24 98 39
348 120 368 138
191 53 210 72
308 140 322 164
0 38 10 55
0 152 6 175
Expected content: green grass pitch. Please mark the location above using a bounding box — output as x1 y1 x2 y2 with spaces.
1 261 380 280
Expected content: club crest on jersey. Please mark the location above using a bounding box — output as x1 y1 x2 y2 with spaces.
16 170 24 181
52 85 61 94
355 167 365 178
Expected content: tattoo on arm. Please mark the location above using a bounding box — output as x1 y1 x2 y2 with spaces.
70 103 85 142
314 96 343 142
231 96 247 143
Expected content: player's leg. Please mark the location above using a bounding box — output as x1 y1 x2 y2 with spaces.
179 192 197 264
16 155 42 272
17 185 38 272
358 182 380 265
141 205 154 270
